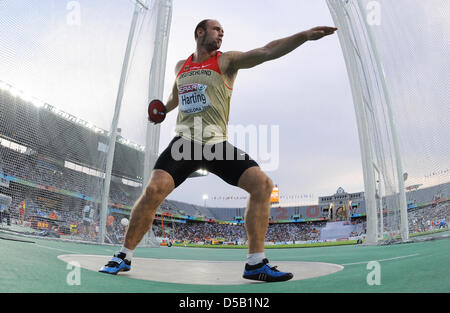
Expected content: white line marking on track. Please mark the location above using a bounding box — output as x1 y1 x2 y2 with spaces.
341 253 420 266
35 243 79 254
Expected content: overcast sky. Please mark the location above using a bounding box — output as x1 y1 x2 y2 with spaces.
0 0 365 207
161 0 364 207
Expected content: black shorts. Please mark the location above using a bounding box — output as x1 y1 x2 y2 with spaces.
154 136 259 188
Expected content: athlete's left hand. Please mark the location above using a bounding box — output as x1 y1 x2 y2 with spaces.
305 26 338 41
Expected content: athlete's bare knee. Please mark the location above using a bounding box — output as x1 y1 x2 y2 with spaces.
143 172 173 202
144 183 168 201
250 175 274 199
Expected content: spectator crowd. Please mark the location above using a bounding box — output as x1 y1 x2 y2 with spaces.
153 219 329 244
1 145 449 245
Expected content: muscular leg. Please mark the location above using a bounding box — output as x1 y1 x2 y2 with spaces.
123 169 175 250
237 166 274 254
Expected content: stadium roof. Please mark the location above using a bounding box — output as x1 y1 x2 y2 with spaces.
0 80 144 181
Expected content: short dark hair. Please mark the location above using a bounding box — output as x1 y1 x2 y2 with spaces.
194 19 210 40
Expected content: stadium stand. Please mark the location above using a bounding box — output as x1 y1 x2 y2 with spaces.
0 86 448 245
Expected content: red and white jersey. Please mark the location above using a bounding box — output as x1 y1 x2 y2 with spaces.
175 52 234 144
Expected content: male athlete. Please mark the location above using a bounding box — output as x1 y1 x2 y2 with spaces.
100 19 337 282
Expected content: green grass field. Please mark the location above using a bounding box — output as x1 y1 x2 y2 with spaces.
1 230 449 293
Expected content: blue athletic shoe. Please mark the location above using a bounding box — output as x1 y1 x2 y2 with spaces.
99 252 131 275
243 258 293 282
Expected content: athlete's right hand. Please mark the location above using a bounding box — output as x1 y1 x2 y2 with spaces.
305 26 338 41
148 99 167 124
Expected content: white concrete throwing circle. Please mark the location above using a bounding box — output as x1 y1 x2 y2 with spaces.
58 254 343 285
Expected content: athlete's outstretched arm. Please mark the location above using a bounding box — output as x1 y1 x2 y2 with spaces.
225 26 337 71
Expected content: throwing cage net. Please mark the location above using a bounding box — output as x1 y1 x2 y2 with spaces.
0 0 172 246
327 0 450 243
